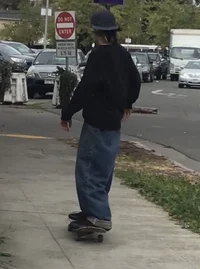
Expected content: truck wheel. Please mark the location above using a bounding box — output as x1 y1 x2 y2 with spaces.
156 74 161 80
170 75 175 81
162 72 167 80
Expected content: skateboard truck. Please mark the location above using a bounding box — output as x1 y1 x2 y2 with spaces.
68 223 106 243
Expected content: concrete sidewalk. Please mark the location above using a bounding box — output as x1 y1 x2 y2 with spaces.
0 136 200 269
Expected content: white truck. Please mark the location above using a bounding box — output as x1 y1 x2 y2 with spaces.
170 29 200 81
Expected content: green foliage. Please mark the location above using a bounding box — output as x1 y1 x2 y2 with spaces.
0 0 27 10
1 0 200 49
51 0 144 46
147 0 200 47
0 61 12 103
116 169 200 233
0 2 48 45
55 66 78 109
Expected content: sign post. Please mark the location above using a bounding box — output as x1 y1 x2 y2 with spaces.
125 37 131 51
41 1 52 49
55 11 76 70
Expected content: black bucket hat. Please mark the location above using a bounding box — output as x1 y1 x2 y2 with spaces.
91 9 119 31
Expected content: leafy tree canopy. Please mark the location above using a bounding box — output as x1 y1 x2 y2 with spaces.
1 0 200 49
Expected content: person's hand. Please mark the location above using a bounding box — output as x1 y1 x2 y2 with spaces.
122 109 132 122
60 120 72 131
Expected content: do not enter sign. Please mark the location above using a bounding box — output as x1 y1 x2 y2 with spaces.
55 11 76 40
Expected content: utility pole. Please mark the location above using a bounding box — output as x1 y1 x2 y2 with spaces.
105 4 111 10
43 0 49 49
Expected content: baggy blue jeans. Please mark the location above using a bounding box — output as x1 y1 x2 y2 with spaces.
75 123 120 222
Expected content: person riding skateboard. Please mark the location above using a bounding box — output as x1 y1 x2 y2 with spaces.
60 9 141 231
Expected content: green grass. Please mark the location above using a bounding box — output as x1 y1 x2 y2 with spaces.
116 169 200 233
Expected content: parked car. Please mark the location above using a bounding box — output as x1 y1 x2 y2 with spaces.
30 48 41 55
148 52 168 80
131 55 143 81
26 49 86 98
178 60 200 88
85 50 92 61
0 43 34 72
131 52 154 82
0 41 37 58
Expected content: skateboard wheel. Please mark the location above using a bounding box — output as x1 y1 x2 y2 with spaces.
98 235 103 243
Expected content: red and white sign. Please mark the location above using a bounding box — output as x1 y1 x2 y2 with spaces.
55 11 75 40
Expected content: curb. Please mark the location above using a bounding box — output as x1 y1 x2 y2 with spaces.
132 107 158 114
125 140 200 176
5 103 158 115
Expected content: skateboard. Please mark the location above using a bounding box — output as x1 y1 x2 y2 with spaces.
68 225 106 242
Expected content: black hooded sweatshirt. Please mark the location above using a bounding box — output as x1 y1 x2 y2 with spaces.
61 43 141 130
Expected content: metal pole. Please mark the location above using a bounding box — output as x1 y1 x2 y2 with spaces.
105 4 110 10
44 0 49 49
66 57 68 71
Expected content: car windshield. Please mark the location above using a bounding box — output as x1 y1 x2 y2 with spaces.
131 53 147 64
185 61 200 69
0 44 21 56
8 43 34 54
148 53 158 61
34 51 77 66
171 47 200 60
131 56 138 65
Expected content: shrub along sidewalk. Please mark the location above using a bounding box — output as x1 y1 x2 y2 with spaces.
64 138 200 234
116 141 200 234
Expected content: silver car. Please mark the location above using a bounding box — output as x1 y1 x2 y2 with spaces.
179 60 200 88
131 55 143 81
26 48 85 98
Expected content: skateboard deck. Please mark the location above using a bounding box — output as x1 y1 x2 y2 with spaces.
73 226 106 242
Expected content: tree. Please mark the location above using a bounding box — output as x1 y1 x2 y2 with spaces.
0 2 46 45
146 0 200 47
112 0 145 43
0 0 28 10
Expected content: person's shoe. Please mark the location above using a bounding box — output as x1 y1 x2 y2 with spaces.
69 219 111 232
68 219 96 231
68 211 86 221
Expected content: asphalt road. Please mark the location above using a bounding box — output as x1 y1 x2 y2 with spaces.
1 79 200 162
72 80 200 161
124 80 200 161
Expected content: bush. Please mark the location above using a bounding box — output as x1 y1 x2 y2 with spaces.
55 66 78 109
0 61 12 103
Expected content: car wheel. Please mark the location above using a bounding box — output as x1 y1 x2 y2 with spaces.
178 83 184 88
150 73 154 82
156 73 161 80
171 75 175 81
27 88 35 99
143 75 149 83
162 72 167 80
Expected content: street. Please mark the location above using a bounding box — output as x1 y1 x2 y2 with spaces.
70 80 200 161
125 80 200 161
1 79 200 163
